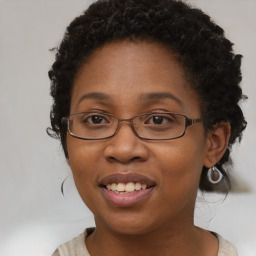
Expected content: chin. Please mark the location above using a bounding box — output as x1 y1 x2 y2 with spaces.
95 209 162 236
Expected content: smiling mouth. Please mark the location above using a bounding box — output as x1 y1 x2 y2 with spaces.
101 182 155 194
99 173 156 207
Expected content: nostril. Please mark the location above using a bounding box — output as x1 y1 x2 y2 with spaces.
107 156 117 162
131 156 141 161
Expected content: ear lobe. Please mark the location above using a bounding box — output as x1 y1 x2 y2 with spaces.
203 122 231 168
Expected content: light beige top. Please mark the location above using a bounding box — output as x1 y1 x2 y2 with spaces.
52 228 238 256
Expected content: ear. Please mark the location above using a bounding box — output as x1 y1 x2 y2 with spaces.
203 122 231 168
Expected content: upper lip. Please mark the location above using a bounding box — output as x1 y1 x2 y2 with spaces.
99 173 157 186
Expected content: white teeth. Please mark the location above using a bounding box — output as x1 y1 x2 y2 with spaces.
110 183 116 191
142 184 147 190
105 182 149 193
116 183 125 192
125 182 135 192
135 182 142 190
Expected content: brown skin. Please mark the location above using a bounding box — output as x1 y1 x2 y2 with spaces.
66 40 230 256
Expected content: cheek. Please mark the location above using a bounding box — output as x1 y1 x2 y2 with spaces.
67 137 101 170
67 139 102 196
154 139 205 190
150 142 205 216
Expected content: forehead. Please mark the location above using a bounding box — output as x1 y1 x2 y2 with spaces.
74 40 185 88
71 40 200 115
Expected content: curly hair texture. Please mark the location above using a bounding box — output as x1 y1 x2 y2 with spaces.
48 0 247 192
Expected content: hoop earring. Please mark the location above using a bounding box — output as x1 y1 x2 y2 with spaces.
207 166 223 184
61 176 69 196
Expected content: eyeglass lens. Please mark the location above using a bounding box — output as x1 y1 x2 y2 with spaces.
68 112 186 140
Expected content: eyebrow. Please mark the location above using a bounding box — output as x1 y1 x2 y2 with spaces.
77 91 182 107
140 92 182 105
78 92 112 104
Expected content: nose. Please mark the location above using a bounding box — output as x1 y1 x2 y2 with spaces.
103 122 149 164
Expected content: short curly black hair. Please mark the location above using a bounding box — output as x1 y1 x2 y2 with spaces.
48 0 247 192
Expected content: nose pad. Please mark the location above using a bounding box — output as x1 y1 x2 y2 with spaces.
103 123 149 163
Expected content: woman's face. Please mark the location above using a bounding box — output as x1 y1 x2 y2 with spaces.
67 40 212 235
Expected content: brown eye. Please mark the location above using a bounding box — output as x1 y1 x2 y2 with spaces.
145 114 174 125
82 114 109 125
152 116 164 124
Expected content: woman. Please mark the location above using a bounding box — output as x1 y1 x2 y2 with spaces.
48 0 246 255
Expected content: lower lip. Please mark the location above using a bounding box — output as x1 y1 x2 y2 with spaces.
100 187 155 208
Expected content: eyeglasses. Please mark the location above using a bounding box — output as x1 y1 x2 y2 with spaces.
61 112 202 141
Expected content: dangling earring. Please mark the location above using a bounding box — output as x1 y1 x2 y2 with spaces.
61 176 69 196
207 166 223 184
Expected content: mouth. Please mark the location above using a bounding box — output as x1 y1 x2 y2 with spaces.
99 173 156 207
100 182 154 193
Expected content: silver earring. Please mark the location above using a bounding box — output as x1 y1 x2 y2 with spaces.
61 176 69 196
207 166 223 184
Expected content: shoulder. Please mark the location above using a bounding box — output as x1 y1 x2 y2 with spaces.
215 233 238 256
51 228 95 256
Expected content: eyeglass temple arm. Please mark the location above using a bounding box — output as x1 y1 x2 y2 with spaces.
61 117 68 125
186 118 202 127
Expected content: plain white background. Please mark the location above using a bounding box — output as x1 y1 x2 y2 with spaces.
0 0 255 255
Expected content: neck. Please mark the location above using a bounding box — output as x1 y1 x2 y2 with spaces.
85 218 214 256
